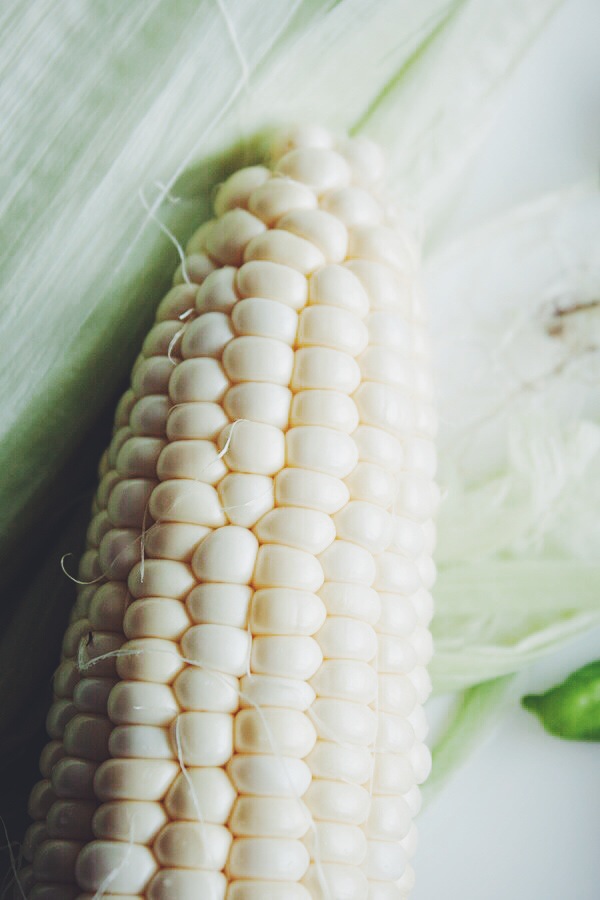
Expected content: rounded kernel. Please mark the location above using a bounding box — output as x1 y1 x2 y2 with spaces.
236 260 308 310
291 390 359 433
186 582 252 628
75 840 157 893
219 420 286 476
278 208 348 262
180 311 235 359
92 800 167 844
206 208 266 267
192 526 259 583
223 335 294 385
297 305 368 356
227 754 311 797
244 229 324 275
197 266 239 313
94 759 178 802
275 467 349 514
123 597 190 641
248 177 317 225
309 264 369 318
292 346 361 393
254 507 335 554
181 624 251 677
164 767 236 822
214 165 270 216
170 712 233 766
166 401 229 441
254 544 324 592
224 382 291 428
232 297 298 344
286 426 358 478
169 357 229 404
276 147 351 194
219 472 275 527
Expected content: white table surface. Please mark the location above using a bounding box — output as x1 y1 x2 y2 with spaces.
415 2 600 897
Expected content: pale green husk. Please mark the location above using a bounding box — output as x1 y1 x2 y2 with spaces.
429 185 600 691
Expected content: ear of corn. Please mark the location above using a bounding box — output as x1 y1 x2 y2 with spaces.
21 126 437 900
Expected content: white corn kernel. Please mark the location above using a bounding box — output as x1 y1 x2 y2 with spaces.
286 426 358 478
234 708 316 758
322 186 383 227
306 741 372 786
108 724 174 760
180 311 234 359
219 472 275 527
214 166 270 217
291 389 359 433
303 821 367 865
248 177 317 225
227 837 309 881
250 636 323 680
245 229 324 274
191 526 259 583
169 712 233 765
309 264 369 317
143 522 210 562
236 260 307 310
254 507 335 554
108 682 179 727
154 821 232 869
250 588 326 636
181 624 251 677
297 305 368 356
292 346 361 393
224 382 292 428
148 869 226 900
166 401 229 441
278 208 348 262
277 147 351 194
206 208 266 267
232 297 298 344
164 767 235 823
218 420 286 475
174 667 239 713
310 661 378 704
186 583 252 628
240 674 316 711
223 335 294 384
346 260 412 315
230 796 311 838
197 266 239 313
148 479 226 527
227 754 312 798
275 468 349 513
169 357 229 404
318 583 381 624
94 759 178 802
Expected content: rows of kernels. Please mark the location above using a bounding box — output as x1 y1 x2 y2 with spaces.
24 126 434 899
22 343 173 897
350 247 436 899
283 261 372 899
71 300 196 897
79 266 247 898
218 232 316 899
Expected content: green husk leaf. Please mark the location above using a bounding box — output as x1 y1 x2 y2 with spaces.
424 676 515 803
